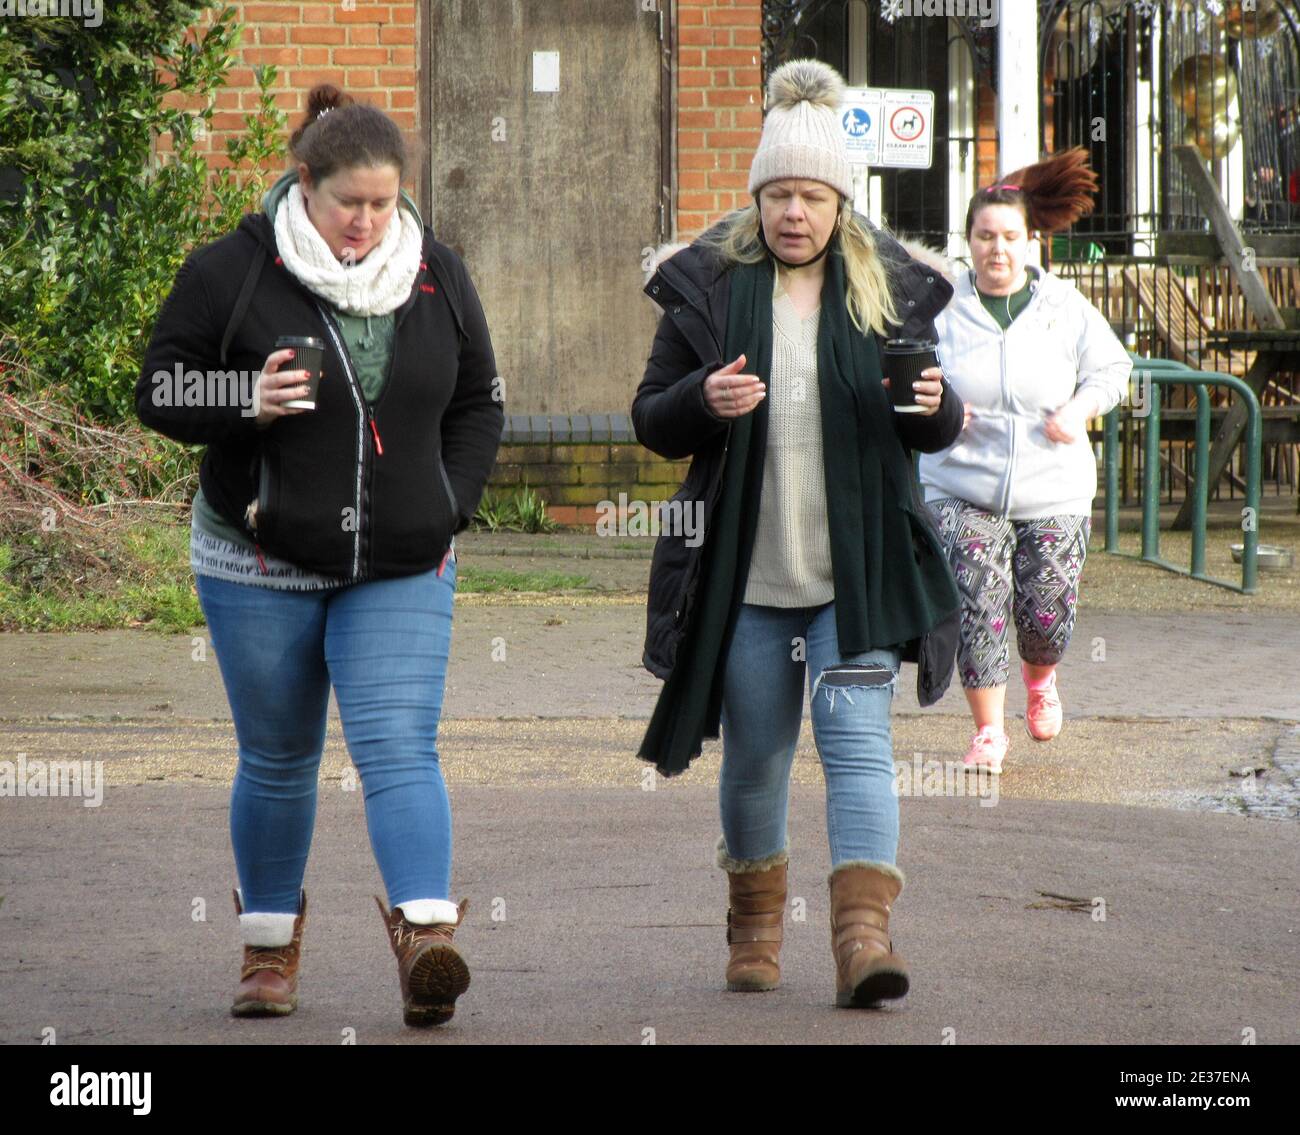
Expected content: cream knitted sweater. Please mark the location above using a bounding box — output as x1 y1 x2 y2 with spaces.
742 278 835 607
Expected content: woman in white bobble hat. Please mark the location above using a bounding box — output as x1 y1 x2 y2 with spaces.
634 60 963 1008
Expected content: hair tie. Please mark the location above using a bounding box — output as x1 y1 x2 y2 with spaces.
315 106 333 122
995 183 1021 191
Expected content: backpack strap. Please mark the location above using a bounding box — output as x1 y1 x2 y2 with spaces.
220 243 268 366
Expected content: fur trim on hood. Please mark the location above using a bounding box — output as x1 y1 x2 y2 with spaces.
643 241 691 309
644 241 690 287
895 237 959 285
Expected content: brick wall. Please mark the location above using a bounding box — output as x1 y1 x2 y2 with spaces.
164 2 418 173
491 442 688 530
977 77 999 184
674 0 765 237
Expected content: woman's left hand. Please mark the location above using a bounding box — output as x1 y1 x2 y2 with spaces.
880 366 944 416
1044 401 1090 444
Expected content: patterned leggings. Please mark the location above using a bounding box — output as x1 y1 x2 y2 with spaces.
927 496 1090 689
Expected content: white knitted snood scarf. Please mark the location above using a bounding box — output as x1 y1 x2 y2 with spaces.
273 181 423 316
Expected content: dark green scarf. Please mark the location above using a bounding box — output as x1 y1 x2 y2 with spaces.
638 243 959 776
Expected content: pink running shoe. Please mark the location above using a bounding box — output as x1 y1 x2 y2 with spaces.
1023 664 1063 742
963 725 1008 774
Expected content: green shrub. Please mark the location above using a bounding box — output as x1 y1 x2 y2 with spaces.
0 3 286 422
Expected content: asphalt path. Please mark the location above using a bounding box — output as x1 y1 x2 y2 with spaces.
3 786 1296 1045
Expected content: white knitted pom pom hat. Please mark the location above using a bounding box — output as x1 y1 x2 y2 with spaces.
748 59 852 200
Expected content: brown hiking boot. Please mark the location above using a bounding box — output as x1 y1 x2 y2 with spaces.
829 863 909 1007
231 889 306 1018
375 896 471 1027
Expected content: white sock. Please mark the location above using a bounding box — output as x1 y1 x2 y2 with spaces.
397 899 461 925
236 887 300 946
240 912 297 947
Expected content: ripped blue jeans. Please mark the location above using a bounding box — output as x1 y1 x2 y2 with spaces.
720 602 901 867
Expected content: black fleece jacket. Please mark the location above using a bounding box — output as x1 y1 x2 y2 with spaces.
137 212 503 579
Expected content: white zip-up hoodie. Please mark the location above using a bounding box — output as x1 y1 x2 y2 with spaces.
919 268 1131 519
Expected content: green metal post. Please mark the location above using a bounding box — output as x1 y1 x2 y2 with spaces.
1141 391 1161 562
1242 387 1261 594
1104 409 1119 553
1190 383 1209 578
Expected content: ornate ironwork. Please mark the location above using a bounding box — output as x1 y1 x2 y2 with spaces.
763 0 998 82
953 12 996 79
762 0 829 78
761 0 1300 91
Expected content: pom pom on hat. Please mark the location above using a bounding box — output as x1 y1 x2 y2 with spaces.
748 59 852 200
767 59 846 113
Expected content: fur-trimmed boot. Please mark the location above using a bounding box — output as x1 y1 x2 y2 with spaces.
828 862 909 1007
231 889 306 1018
375 897 471 1027
717 836 788 992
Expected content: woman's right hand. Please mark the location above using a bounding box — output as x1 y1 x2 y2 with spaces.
254 349 313 427
703 354 765 419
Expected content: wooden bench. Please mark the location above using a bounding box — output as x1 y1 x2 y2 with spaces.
1120 266 1260 381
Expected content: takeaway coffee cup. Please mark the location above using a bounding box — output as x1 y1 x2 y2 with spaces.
881 338 939 414
275 335 326 410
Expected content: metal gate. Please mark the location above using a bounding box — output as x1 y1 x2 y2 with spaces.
1043 0 1300 251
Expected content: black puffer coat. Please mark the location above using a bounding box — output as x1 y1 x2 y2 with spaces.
631 220 962 704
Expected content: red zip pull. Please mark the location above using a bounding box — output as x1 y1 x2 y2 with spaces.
369 418 384 455
253 543 269 575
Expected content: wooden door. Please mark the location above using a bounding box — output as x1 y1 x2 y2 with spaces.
429 0 666 415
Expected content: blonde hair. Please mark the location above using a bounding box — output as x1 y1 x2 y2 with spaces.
699 202 899 336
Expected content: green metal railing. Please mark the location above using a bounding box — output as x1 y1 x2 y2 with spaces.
1103 355 1261 593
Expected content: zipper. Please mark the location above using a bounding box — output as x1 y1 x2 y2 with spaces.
438 458 459 526
975 271 1047 516
360 331 408 576
258 242 434 579
315 305 367 579
1000 326 1016 515
312 260 426 578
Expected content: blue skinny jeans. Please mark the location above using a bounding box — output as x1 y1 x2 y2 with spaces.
720 602 901 868
195 555 457 915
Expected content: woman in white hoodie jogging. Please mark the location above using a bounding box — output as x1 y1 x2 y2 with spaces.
919 149 1131 774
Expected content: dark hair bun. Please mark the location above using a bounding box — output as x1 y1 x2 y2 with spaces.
306 83 354 120
289 84 358 150
287 84 409 185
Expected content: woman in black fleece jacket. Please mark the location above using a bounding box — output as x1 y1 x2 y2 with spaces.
136 85 502 1029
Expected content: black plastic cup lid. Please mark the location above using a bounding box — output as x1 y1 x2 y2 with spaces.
275 335 326 349
883 338 937 352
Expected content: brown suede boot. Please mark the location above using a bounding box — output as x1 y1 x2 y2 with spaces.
231 889 306 1018
375 897 471 1027
718 837 788 992
828 863 909 1007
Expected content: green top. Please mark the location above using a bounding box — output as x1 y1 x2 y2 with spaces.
193 172 418 547
977 266 1039 330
